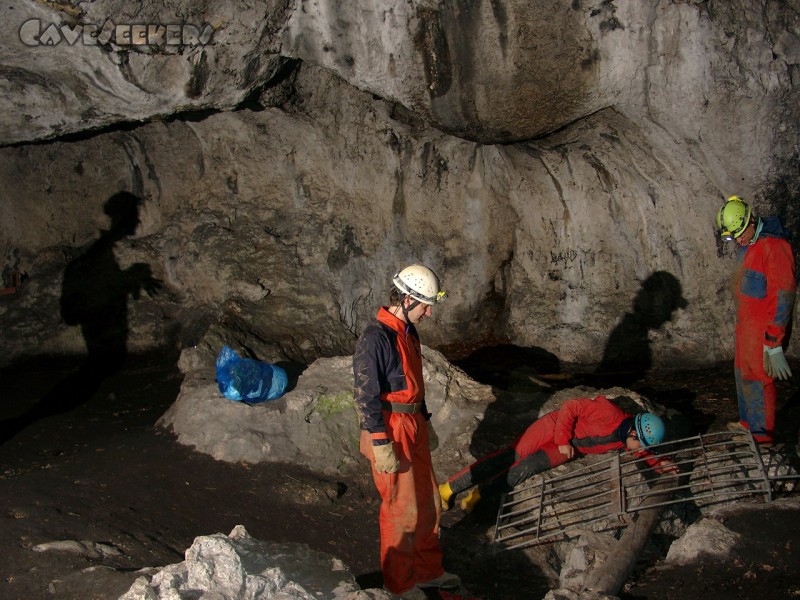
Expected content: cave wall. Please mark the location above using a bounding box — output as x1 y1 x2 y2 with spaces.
0 0 798 368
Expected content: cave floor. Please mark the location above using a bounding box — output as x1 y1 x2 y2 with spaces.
0 351 799 600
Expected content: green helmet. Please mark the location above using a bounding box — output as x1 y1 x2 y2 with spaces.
716 196 752 241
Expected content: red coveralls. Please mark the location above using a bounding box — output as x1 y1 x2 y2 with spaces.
353 307 444 595
734 226 796 444
446 396 658 498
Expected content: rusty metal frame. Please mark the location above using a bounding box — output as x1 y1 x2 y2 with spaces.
494 431 798 551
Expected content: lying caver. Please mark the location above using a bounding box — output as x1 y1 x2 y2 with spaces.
439 395 678 513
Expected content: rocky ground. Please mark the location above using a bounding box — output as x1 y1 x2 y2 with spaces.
1 350 799 600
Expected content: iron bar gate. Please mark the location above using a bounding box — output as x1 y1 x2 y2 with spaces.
494 431 798 551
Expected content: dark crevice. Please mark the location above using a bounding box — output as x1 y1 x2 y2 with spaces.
0 108 222 149
234 57 302 112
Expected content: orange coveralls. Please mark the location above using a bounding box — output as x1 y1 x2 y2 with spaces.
353 307 444 595
445 396 660 498
733 218 796 444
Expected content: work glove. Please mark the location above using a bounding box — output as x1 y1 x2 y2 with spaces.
372 442 399 473
427 421 439 452
764 345 792 380
460 488 481 513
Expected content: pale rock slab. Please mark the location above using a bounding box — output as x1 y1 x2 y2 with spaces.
664 517 740 566
118 524 392 600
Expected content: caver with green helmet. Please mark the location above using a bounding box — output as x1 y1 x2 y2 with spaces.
715 194 796 447
716 195 754 242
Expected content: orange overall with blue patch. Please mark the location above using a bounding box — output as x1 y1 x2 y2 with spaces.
734 217 796 444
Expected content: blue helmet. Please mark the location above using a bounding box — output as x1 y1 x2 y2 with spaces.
634 413 665 447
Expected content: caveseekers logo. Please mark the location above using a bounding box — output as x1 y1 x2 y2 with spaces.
19 18 215 47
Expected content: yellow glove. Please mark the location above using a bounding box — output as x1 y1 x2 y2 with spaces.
373 443 399 473
427 421 439 452
460 488 481 513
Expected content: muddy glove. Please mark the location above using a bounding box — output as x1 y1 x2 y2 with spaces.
373 442 399 473
427 421 439 452
764 345 792 380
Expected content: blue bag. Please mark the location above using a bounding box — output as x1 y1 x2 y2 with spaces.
215 345 288 403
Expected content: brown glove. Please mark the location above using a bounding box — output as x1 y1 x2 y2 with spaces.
373 443 399 473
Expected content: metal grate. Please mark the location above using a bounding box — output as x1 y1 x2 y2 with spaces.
494 431 799 551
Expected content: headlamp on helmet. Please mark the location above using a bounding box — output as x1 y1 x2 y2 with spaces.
392 264 445 306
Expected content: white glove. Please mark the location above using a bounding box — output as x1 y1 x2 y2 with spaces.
373 443 399 473
764 345 792 380
427 421 439 452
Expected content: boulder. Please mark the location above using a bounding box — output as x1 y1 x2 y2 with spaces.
157 343 496 477
664 517 740 566
119 524 392 600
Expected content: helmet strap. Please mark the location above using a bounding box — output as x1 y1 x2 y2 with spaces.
750 217 763 244
401 296 421 323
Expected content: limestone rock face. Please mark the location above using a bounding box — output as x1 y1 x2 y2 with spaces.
0 0 291 144
0 65 748 366
0 0 798 369
282 0 609 142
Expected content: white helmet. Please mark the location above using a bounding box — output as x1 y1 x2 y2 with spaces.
392 264 446 305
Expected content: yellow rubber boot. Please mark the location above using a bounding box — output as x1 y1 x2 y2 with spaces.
438 481 454 512
460 488 481 513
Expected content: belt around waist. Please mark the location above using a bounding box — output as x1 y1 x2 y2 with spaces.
381 401 422 414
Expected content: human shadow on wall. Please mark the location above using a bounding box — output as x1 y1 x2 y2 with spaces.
0 192 161 445
593 271 688 388
587 270 714 438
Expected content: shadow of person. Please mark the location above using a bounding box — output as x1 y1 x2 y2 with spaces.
439 502 557 599
776 381 800 454
593 271 689 388
454 344 560 460
0 192 161 445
